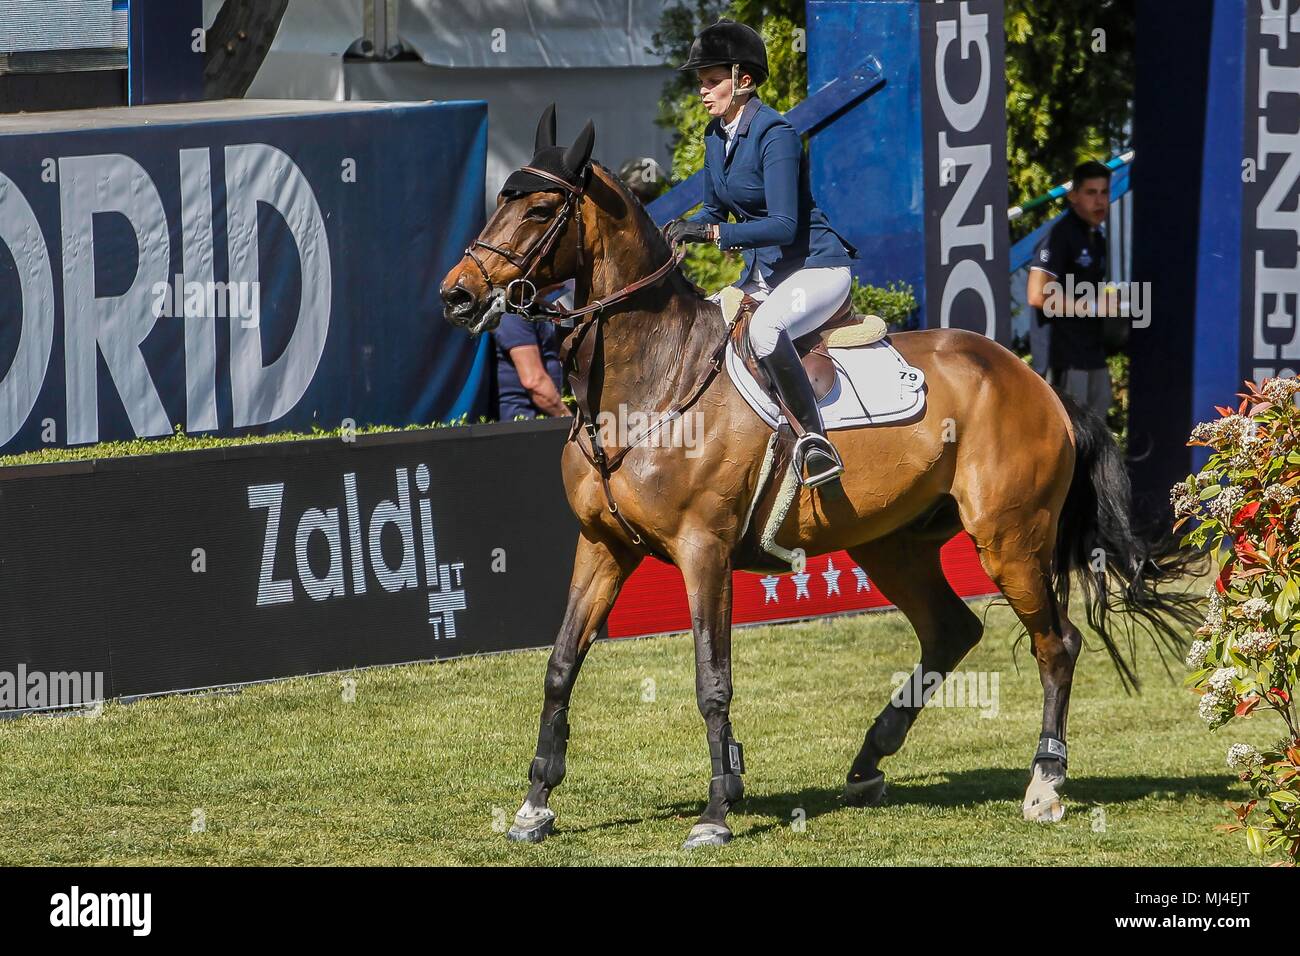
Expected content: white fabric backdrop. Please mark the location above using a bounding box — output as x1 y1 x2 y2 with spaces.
207 0 678 213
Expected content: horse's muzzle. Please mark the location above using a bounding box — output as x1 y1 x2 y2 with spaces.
440 282 479 325
440 280 506 335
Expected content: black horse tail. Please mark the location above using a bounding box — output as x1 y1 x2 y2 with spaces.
1052 393 1205 690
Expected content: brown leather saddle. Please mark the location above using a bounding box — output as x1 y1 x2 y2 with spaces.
729 290 857 402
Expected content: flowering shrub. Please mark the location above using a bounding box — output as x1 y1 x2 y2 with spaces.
1173 377 1300 865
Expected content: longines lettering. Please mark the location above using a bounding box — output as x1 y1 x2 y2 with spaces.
1248 1 1300 380
932 1 998 336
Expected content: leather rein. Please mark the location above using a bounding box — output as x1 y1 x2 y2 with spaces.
463 163 727 555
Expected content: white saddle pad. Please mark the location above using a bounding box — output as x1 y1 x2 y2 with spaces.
725 337 927 431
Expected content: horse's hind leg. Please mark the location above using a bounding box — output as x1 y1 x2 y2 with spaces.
842 530 985 806
507 530 641 843
964 515 1082 823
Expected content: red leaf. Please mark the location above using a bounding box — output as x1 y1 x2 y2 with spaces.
1269 688 1291 705
1234 534 1264 568
1236 696 1261 717
1217 557 1235 592
1233 501 1262 527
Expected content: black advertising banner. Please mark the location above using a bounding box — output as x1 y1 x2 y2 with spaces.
920 0 1010 342
0 420 579 710
1242 0 1300 384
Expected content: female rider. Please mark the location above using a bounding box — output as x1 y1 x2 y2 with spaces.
667 18 857 489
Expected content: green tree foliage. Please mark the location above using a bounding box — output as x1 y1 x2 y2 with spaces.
1005 0 1134 239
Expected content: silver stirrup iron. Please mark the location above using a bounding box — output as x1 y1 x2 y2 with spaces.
793 433 844 488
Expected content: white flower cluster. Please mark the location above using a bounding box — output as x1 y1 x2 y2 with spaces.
1201 587 1226 635
1262 376 1300 404
1191 416 1257 449
1199 667 1241 728
1226 743 1264 773
1170 482 1199 518
1241 597 1272 621
1227 415 1258 446
1291 510 1300 539
1263 483 1293 507
1208 667 1238 694
1209 485 1245 522
1235 630 1275 658
1199 687 1235 728
1185 639 1211 669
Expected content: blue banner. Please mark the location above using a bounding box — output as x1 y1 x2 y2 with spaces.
0 99 489 452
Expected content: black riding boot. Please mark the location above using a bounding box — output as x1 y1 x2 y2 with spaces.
758 331 844 488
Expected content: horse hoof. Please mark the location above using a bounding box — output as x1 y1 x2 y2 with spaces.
1022 765 1066 823
682 823 732 849
1022 794 1065 823
843 774 887 807
506 801 556 843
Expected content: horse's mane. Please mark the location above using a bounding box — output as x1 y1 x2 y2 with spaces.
581 161 725 408
587 160 719 315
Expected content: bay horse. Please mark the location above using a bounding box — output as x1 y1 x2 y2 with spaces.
440 110 1197 849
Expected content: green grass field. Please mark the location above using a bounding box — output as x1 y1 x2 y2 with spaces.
0 598 1275 866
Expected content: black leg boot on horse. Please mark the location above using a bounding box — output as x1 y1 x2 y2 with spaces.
758 330 844 488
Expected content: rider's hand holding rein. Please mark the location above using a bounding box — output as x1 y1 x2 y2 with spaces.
667 219 716 245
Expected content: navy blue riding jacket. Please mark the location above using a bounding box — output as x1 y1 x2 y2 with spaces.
688 96 856 287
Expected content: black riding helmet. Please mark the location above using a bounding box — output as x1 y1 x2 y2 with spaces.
678 18 768 87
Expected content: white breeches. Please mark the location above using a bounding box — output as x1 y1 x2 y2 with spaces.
741 266 853 359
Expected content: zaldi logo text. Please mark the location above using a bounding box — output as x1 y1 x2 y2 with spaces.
247 465 466 638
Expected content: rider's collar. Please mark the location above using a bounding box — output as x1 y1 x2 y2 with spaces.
714 96 762 141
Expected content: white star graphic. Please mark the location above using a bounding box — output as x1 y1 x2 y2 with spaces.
851 566 870 593
759 575 781 604
822 558 842 597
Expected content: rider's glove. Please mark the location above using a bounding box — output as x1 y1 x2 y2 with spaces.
667 219 714 245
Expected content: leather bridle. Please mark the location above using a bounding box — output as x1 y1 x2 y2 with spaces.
463 162 684 324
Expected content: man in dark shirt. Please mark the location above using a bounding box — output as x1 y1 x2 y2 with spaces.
1026 160 1114 419
494 309 569 420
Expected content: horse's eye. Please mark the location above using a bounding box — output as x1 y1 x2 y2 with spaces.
526 205 553 221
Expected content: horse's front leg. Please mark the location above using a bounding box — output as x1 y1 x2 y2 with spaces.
507 529 640 843
677 532 743 849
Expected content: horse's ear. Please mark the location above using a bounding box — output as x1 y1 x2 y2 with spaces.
563 120 595 175
535 103 557 152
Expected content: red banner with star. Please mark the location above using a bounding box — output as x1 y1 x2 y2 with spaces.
607 532 996 637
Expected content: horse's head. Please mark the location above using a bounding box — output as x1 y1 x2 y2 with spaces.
441 104 596 334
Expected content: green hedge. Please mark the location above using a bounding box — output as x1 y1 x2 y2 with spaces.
0 418 496 470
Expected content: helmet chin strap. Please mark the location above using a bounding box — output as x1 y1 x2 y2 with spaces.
724 62 753 119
